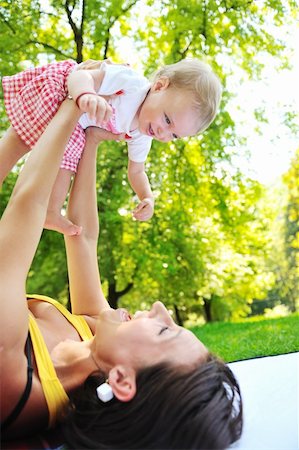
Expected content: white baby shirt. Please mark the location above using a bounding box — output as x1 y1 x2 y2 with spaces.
79 63 153 163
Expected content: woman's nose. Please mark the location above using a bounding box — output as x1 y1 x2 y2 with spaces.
133 310 148 319
151 301 174 323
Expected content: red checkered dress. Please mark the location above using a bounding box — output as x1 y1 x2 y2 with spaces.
2 60 86 172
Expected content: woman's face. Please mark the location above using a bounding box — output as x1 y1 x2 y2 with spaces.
94 301 208 372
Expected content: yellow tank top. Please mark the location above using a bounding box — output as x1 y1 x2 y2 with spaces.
27 294 93 428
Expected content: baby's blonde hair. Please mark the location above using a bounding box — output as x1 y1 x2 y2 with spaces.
153 59 222 134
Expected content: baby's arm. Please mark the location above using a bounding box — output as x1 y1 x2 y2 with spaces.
67 68 112 126
128 159 155 221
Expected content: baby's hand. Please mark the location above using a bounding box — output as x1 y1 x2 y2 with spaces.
77 93 112 126
133 198 155 221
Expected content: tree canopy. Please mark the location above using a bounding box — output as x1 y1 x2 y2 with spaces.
0 0 298 322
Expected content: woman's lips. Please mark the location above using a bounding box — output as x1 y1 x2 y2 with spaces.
100 308 131 323
117 308 132 322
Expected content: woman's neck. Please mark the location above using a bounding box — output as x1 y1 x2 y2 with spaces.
51 338 99 391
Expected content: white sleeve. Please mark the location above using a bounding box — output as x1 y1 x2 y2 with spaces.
99 63 148 95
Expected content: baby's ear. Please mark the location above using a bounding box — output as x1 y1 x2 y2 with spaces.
152 76 170 92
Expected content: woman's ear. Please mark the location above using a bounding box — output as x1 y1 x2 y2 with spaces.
108 365 137 402
151 76 170 92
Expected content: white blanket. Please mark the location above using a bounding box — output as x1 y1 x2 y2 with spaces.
228 352 298 450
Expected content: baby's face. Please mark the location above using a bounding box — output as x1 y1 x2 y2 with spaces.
138 79 199 142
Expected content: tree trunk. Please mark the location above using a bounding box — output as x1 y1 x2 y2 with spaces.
108 282 118 309
108 281 134 309
203 297 212 322
174 303 184 326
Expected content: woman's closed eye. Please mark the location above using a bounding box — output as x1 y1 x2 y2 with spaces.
159 326 169 335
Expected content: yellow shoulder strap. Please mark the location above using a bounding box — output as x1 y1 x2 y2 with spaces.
28 314 69 428
27 294 93 340
27 294 93 426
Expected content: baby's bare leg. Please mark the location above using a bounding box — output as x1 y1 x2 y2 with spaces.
45 168 82 235
0 126 29 186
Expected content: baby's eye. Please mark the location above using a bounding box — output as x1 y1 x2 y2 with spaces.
172 133 178 139
164 114 171 125
159 326 169 335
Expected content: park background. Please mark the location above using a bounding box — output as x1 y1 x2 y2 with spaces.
0 0 298 360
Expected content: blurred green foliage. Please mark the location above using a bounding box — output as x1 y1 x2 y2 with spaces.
0 0 298 323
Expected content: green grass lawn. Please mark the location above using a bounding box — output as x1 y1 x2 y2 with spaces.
190 313 299 363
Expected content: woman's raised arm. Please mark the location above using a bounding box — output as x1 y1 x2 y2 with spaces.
0 99 81 350
64 128 124 316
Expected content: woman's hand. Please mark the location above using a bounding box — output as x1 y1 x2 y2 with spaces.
77 59 111 71
78 58 129 71
85 127 126 146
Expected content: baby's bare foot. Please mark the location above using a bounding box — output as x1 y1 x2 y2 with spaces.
45 211 82 236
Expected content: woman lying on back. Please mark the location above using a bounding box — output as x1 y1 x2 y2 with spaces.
0 99 242 449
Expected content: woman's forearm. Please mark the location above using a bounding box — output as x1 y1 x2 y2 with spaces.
1 100 81 270
66 135 99 240
64 130 110 315
11 100 81 207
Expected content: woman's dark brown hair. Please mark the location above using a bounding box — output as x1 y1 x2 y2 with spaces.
63 353 242 449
